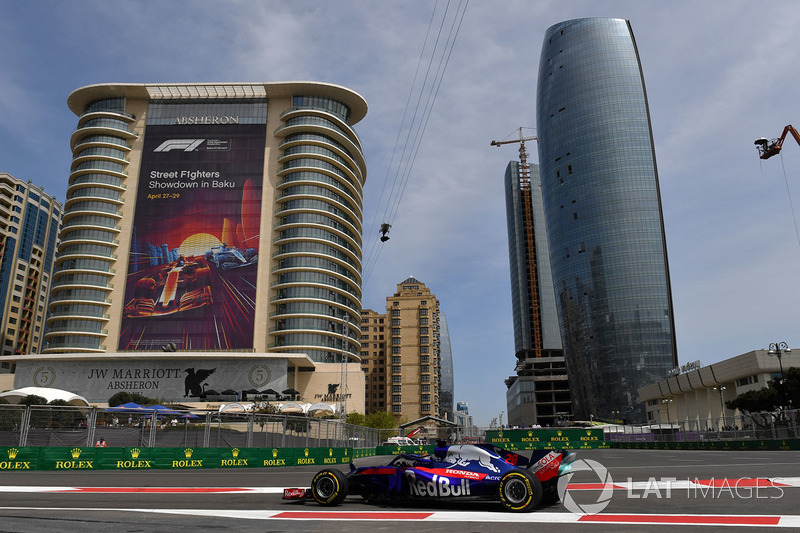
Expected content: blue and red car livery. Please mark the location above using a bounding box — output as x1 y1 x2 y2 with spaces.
283 443 574 512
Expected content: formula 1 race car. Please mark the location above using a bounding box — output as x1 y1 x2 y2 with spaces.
205 244 257 270
123 259 213 318
283 443 574 512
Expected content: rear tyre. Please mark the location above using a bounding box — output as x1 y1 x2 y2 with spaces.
498 469 542 512
311 468 348 506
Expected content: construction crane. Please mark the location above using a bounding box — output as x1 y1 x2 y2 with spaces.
490 128 543 359
756 124 800 252
755 125 800 159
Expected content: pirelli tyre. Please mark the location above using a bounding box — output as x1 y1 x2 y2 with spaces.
311 468 349 506
497 469 542 512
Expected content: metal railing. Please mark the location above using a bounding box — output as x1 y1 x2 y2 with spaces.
0 405 381 448
602 409 799 442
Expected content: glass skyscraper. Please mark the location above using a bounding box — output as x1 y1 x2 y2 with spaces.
505 162 561 356
504 161 571 426
536 18 677 423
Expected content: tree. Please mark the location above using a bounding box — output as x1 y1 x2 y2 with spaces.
21 394 47 406
726 388 778 413
22 395 49 428
726 367 800 414
781 367 800 409
365 410 398 441
345 412 366 426
47 399 84 429
108 391 154 407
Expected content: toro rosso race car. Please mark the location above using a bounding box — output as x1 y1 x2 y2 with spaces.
284 443 574 512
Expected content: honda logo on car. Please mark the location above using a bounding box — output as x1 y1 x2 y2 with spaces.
415 466 487 481
405 470 471 497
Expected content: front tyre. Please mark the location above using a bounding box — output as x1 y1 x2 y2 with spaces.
311 468 348 506
498 469 542 512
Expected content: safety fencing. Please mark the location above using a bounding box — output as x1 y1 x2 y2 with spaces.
0 404 380 449
602 409 799 443
1 423 798 472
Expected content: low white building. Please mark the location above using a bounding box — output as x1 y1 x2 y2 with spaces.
638 349 797 425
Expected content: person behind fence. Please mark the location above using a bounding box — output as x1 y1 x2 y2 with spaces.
95 437 107 447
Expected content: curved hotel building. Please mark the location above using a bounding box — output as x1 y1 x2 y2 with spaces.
29 82 368 406
536 19 677 423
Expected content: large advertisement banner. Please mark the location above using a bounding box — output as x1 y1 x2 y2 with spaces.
119 123 265 351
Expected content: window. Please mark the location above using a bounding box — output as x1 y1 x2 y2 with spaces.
392 385 401 393
420 327 429 335
392 395 402 403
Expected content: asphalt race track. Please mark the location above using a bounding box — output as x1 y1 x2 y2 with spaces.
0 449 798 533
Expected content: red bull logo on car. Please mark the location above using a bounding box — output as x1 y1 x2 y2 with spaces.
405 470 471 497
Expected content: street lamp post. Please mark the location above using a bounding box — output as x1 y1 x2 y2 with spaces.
768 342 791 411
768 342 791 383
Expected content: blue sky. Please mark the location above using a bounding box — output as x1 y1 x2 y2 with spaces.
2 1 800 426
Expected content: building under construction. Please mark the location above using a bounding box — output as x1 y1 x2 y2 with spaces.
494 133 572 427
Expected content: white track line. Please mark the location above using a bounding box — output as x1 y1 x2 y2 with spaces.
0 507 798 527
